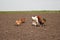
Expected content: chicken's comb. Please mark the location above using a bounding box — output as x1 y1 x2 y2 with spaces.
37 16 41 18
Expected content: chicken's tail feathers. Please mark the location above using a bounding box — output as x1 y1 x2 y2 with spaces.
43 18 46 22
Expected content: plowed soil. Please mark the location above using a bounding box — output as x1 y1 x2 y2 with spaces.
0 13 60 40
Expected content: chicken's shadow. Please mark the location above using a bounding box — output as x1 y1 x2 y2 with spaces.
32 25 40 27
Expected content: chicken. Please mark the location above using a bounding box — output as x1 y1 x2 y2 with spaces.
32 16 39 26
16 18 26 26
37 16 46 26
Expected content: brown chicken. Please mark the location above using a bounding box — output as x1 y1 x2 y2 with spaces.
37 16 46 26
16 18 26 26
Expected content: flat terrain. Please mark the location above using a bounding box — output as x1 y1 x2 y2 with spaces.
0 11 60 40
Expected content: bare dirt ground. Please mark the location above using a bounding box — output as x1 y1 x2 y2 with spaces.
0 13 60 40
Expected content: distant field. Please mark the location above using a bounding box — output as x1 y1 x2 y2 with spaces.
0 11 60 14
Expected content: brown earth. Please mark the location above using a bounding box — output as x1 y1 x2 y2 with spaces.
0 13 60 40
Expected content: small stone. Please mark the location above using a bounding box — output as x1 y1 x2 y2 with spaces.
31 31 33 33
44 28 47 30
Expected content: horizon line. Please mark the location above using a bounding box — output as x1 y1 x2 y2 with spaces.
0 10 60 11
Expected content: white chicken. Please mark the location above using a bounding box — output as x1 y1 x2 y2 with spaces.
32 16 39 26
